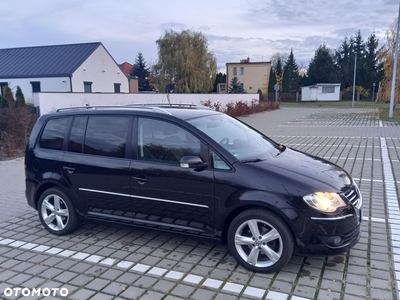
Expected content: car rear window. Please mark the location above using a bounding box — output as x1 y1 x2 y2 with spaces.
39 117 71 150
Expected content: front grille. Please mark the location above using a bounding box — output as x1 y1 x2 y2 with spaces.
343 183 362 209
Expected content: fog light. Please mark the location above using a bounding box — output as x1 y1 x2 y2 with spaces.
333 236 342 246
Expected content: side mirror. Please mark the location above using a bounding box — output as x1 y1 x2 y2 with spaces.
180 156 208 169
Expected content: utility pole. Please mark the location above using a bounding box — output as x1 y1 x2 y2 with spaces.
352 52 357 108
389 1 400 118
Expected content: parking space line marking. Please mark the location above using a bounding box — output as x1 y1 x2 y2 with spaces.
222 282 244 294
131 263 151 273
99 258 115 266
45 247 63 255
116 260 134 269
0 238 15 245
71 252 90 260
183 274 203 285
9 241 26 247
58 249 76 257
381 137 400 296
147 267 167 277
165 270 184 280
32 245 50 252
243 286 265 298
203 278 223 289
19 243 38 250
85 255 104 263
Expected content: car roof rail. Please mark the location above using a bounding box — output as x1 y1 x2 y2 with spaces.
55 103 211 113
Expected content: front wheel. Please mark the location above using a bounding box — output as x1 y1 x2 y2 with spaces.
227 209 294 273
38 188 79 235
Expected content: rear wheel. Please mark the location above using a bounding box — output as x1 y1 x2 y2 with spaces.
227 209 294 273
38 188 79 235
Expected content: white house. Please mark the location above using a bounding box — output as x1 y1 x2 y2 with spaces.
0 42 129 103
301 83 341 101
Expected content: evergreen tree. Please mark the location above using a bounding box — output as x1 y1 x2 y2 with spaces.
0 96 8 108
282 66 290 92
130 52 153 91
336 37 354 89
308 44 338 85
212 72 226 92
353 30 366 88
363 33 383 91
15 86 26 107
4 86 14 107
268 67 276 93
228 76 246 93
285 49 300 92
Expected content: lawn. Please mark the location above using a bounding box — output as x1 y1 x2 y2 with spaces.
280 101 400 122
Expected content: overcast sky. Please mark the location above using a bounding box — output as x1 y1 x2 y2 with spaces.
1 0 399 71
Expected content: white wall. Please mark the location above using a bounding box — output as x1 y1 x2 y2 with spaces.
71 45 129 93
33 92 259 115
1 77 70 103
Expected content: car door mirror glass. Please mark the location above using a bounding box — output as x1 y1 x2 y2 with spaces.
180 155 207 169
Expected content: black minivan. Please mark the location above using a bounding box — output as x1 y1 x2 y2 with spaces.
25 104 362 273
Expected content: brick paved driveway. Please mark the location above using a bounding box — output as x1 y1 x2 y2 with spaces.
0 106 399 300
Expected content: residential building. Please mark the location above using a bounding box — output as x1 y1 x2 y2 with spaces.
0 42 129 102
118 62 139 93
225 57 271 93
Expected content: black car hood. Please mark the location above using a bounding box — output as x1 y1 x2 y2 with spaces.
247 147 352 192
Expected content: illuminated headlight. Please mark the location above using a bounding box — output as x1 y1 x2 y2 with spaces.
303 192 346 213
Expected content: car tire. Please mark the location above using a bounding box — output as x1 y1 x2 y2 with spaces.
227 208 294 273
38 188 79 235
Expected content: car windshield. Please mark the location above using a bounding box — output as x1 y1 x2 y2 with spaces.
188 114 281 161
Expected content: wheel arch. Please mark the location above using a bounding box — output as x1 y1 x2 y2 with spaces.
221 204 296 245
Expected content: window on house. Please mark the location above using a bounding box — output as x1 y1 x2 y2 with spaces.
84 81 92 93
219 84 226 92
322 86 334 93
31 81 41 93
240 67 244 75
233 67 237 76
0 83 8 96
114 83 121 93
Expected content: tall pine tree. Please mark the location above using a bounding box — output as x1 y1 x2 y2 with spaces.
308 44 338 85
130 52 153 91
284 49 300 92
267 67 276 93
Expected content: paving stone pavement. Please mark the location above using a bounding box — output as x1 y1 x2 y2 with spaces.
0 105 399 300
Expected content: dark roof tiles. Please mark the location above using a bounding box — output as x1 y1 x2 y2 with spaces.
0 42 101 78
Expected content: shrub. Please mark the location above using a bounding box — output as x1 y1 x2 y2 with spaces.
201 99 280 117
0 106 37 159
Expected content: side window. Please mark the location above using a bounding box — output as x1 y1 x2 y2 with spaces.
67 116 87 153
212 152 231 170
138 118 201 165
84 116 129 158
39 117 71 150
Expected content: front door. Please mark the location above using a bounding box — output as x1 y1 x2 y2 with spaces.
129 117 215 235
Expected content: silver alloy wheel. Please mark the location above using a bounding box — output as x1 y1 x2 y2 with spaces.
40 194 70 231
234 219 283 268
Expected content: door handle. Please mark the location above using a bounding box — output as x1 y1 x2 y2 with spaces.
132 175 148 184
63 166 75 174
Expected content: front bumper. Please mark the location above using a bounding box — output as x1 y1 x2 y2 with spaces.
294 207 362 255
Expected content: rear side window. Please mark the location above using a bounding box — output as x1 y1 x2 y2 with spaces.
39 117 71 150
67 116 88 153
84 116 130 158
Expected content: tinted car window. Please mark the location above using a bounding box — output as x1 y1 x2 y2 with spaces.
138 118 201 164
67 116 88 153
84 116 129 158
39 117 71 150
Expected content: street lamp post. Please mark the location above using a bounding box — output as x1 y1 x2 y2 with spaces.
372 82 376 101
352 52 357 108
389 1 400 118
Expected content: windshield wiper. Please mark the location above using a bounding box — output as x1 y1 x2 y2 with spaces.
241 158 264 163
